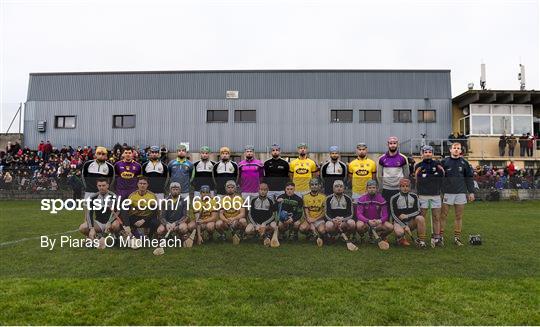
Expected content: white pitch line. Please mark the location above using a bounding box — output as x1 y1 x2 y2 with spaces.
0 229 79 247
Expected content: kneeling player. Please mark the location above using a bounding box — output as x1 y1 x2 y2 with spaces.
355 180 393 244
300 178 326 244
245 182 275 245
275 182 304 241
192 185 219 241
79 178 117 240
157 182 188 239
216 180 247 243
124 176 160 238
324 180 354 241
389 179 427 248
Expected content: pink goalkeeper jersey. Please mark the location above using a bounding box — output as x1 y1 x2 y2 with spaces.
238 159 264 193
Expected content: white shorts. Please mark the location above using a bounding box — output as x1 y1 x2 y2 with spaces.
193 191 215 198
352 193 364 202
267 191 283 200
294 191 309 198
443 193 467 205
93 220 107 232
241 192 258 201
84 191 97 200
312 219 325 228
419 195 442 209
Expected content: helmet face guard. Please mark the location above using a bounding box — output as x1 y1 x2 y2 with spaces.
469 234 482 245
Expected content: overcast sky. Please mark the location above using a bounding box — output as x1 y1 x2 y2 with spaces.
1 0 538 132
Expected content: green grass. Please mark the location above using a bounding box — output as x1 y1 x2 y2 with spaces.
0 200 539 325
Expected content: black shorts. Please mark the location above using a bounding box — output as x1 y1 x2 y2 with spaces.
127 214 159 229
382 189 400 204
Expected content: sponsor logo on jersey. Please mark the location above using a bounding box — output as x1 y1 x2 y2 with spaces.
355 169 369 176
120 171 135 179
296 168 309 174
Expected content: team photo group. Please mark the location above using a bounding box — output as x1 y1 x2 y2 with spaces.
79 135 476 253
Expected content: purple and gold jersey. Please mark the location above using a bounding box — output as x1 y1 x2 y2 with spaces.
114 160 142 199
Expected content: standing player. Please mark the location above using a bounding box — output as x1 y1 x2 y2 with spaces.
81 146 114 200
414 145 444 247
142 145 169 200
157 182 187 239
324 180 355 239
215 181 246 242
191 146 216 197
213 147 239 196
377 136 409 206
299 178 326 242
348 142 377 201
289 143 318 197
263 144 290 199
389 179 427 247
439 142 475 246
320 146 348 195
275 182 304 241
113 146 142 202
245 182 275 245
238 145 264 200
168 144 193 198
355 180 393 243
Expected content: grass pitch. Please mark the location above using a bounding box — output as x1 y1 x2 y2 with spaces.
0 200 539 325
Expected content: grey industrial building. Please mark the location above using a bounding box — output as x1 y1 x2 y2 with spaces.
24 69 452 155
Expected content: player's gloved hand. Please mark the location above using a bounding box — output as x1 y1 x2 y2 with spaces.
468 193 475 202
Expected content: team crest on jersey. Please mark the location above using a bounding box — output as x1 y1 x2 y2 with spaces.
336 167 342 173
296 167 309 174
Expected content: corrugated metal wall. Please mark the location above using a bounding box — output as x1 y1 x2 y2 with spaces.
27 70 451 101
23 98 451 153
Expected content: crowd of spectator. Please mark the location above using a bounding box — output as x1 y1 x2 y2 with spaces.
0 141 169 196
473 163 540 190
498 133 538 157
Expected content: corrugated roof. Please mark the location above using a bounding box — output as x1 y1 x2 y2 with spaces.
27 69 451 101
